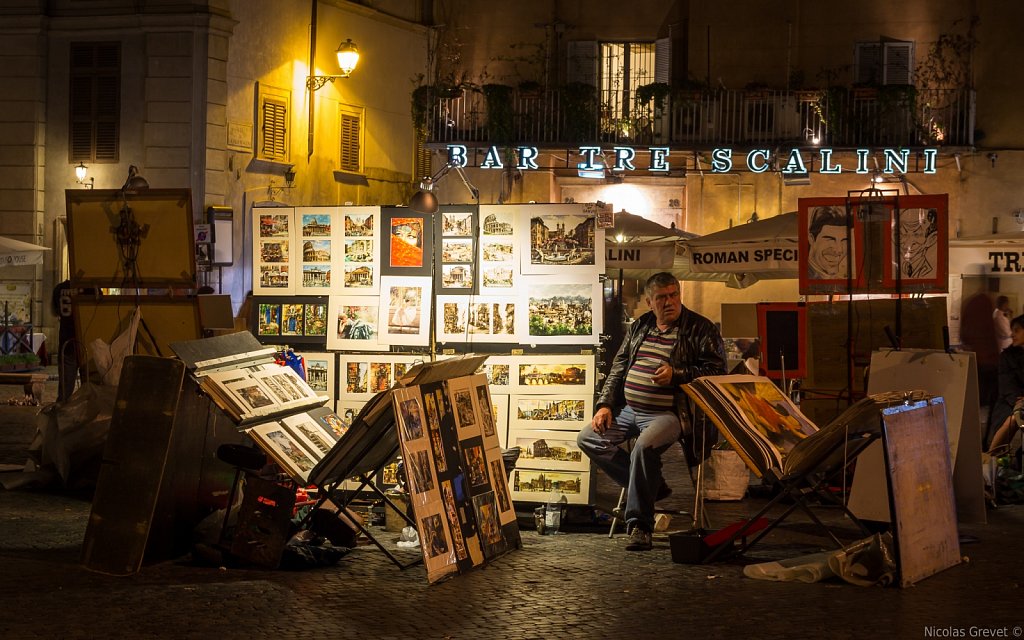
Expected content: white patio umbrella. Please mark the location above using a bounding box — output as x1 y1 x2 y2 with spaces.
678 212 798 289
0 236 50 267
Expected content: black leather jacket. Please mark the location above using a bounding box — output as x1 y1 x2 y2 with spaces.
597 305 726 465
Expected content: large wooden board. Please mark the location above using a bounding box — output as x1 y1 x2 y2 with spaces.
81 355 185 575
849 349 986 524
882 399 961 587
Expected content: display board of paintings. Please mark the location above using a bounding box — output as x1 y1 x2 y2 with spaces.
252 297 328 345
393 372 521 584
253 207 295 295
435 206 479 295
295 207 336 295
338 354 424 401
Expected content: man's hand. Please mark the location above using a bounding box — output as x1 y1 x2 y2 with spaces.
651 363 673 387
591 406 614 434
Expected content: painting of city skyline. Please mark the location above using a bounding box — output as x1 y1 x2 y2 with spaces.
519 278 601 344
509 429 589 471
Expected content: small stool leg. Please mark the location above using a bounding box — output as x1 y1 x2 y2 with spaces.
608 486 627 538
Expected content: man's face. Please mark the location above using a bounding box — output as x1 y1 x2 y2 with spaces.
646 282 681 326
808 224 847 277
899 219 932 256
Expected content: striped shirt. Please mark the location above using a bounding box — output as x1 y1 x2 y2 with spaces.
624 326 678 411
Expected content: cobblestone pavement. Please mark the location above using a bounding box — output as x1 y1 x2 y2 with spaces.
1 372 1022 639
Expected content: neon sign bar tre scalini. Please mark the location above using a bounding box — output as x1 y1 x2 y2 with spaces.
446 144 939 175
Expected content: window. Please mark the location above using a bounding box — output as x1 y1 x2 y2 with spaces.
338 104 364 174
567 39 670 137
69 42 120 163
256 83 290 162
856 40 914 85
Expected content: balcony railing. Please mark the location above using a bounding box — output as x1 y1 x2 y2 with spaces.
422 86 975 149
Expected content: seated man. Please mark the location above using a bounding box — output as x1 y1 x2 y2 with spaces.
577 272 725 550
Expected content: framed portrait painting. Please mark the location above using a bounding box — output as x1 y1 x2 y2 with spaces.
381 207 433 277
882 194 949 293
797 197 866 295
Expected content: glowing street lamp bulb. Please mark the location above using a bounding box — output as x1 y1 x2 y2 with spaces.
615 233 624 243
336 39 359 76
75 162 87 182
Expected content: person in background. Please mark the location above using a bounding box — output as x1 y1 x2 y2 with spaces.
993 295 1012 351
577 272 725 551
51 279 81 401
987 314 1024 453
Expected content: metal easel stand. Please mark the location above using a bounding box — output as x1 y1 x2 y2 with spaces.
319 471 422 570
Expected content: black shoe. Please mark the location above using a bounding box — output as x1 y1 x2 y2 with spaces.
625 527 652 551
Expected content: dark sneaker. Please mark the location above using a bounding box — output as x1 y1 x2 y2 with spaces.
625 527 652 551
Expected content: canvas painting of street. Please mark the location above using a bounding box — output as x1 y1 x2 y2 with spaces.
511 395 591 431
527 214 596 266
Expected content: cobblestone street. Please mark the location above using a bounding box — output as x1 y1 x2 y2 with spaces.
0 373 1021 639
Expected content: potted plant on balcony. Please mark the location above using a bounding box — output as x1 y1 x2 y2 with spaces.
482 83 516 146
635 82 672 113
560 82 598 143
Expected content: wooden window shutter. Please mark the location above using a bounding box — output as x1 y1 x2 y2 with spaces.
883 41 914 85
255 83 291 162
69 42 120 163
413 134 431 183
566 40 598 87
338 104 364 174
855 42 882 85
655 38 671 84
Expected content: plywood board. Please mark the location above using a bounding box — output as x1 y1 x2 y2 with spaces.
882 399 961 587
849 349 986 524
81 356 185 575
75 297 201 362
66 189 196 287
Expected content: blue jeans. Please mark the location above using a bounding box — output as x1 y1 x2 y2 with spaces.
576 405 682 532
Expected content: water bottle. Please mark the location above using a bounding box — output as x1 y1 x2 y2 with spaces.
544 491 568 534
